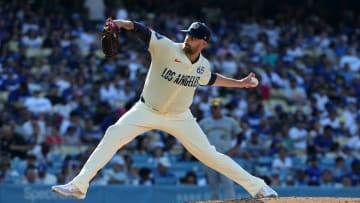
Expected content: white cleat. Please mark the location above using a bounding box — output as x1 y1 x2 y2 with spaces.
51 183 86 200
256 184 278 198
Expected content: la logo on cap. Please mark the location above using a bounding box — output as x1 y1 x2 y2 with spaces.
190 22 201 29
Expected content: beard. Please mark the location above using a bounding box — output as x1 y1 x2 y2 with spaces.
183 43 195 55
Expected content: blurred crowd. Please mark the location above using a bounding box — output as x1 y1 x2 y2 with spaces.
0 0 359 189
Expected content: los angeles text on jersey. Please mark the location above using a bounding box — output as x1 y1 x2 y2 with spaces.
161 68 200 87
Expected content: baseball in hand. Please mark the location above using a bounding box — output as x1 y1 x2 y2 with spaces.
250 77 259 87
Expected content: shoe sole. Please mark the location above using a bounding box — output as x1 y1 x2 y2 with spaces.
258 195 278 198
264 194 278 198
255 193 278 198
51 186 85 200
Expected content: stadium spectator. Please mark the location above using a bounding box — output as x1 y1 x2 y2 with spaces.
80 118 102 144
63 126 82 145
37 163 57 185
0 157 20 184
21 165 40 184
153 157 175 179
23 89 53 114
105 155 128 184
44 125 62 145
288 119 308 154
305 157 322 186
313 125 335 155
271 146 293 171
180 171 198 185
0 124 33 159
136 167 154 186
320 169 335 187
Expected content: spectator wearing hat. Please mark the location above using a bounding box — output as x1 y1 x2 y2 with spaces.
199 97 241 200
104 155 128 184
153 157 175 180
37 163 57 185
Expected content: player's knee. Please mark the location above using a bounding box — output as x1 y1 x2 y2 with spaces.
198 147 222 164
104 124 121 137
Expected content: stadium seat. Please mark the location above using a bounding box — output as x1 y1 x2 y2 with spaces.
154 176 178 185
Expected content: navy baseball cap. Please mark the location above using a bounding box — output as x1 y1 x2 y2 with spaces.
180 22 211 42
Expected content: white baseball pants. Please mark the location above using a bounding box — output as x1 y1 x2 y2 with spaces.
72 101 264 196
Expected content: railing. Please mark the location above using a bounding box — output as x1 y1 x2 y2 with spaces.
0 184 359 203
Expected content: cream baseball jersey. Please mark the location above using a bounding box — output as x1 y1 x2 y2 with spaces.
141 30 212 113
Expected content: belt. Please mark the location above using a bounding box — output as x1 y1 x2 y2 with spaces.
140 96 159 112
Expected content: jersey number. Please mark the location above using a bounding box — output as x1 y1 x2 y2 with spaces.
155 32 164 40
197 66 205 74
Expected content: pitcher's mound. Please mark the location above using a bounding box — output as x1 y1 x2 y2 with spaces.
187 197 360 203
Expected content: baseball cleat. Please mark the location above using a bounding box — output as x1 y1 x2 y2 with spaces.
256 184 278 198
51 183 86 200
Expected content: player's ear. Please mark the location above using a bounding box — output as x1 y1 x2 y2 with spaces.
201 40 207 47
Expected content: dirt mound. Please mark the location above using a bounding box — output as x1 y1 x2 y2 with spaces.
186 197 360 203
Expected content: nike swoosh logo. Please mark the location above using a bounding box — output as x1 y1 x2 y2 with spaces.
174 59 182 63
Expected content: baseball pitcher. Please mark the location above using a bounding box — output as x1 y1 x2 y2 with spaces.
51 19 278 200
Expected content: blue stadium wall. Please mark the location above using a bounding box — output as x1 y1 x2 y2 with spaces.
0 184 359 203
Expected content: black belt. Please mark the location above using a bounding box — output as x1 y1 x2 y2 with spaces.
140 96 159 111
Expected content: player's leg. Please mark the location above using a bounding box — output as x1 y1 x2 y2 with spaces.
52 103 152 199
165 118 269 197
204 167 221 199
72 124 148 192
220 173 236 199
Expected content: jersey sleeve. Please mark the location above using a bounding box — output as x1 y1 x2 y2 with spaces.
132 21 151 50
147 29 173 59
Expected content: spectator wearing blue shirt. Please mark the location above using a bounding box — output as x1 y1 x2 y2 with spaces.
343 159 360 186
313 125 335 155
305 156 322 186
7 81 30 110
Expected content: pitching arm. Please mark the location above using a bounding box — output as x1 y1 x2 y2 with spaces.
211 72 258 88
113 20 151 48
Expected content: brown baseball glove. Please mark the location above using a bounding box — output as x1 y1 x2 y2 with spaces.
102 18 119 59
